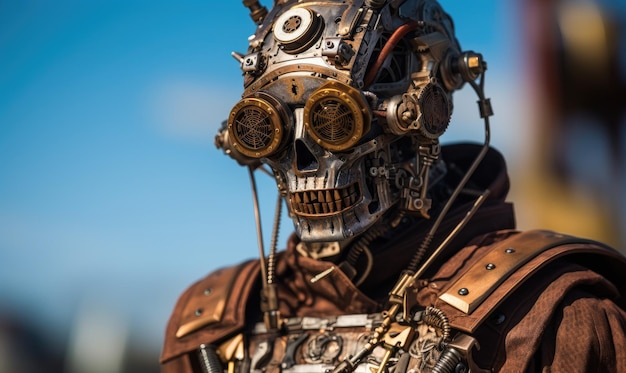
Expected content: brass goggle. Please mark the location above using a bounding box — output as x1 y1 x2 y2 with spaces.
227 81 371 158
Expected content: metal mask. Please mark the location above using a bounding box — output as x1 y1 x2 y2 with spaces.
216 0 485 243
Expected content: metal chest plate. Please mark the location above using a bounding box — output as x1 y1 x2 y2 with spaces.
241 314 447 373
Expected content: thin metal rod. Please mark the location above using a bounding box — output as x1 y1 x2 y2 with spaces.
412 189 490 281
248 166 268 289
426 118 489 246
409 70 492 273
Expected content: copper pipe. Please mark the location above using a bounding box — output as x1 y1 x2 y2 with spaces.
364 21 419 87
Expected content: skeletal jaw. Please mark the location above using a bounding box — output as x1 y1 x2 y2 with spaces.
289 183 361 216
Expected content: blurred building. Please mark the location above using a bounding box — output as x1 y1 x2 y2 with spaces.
0 310 63 373
517 0 625 249
0 305 160 373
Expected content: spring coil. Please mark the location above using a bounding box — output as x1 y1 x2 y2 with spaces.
266 194 283 285
431 347 466 373
422 306 451 344
343 222 389 286
198 344 223 373
346 223 389 266
408 233 433 272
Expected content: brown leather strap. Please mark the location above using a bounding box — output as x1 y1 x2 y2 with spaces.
160 259 261 364
434 230 626 333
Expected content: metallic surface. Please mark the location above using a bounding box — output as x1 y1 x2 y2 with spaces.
240 313 472 373
216 334 244 362
228 95 286 158
215 0 486 242
197 344 223 373
303 81 371 152
210 1 499 371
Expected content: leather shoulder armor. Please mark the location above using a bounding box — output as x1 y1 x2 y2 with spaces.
435 229 626 333
160 259 260 365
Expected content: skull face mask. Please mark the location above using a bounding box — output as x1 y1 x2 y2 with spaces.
217 0 485 243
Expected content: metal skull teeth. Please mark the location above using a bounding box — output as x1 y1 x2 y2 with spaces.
289 183 361 216
220 0 465 242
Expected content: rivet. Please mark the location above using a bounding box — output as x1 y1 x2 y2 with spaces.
505 248 515 254
458 288 469 296
195 308 203 316
203 288 212 296
486 263 496 270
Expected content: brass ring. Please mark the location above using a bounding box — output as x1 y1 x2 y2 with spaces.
303 81 370 152
228 94 286 158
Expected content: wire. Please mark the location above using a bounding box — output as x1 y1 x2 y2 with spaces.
408 69 492 274
267 193 283 285
364 20 451 88
364 21 419 87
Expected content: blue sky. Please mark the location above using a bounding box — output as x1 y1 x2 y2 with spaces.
0 0 574 354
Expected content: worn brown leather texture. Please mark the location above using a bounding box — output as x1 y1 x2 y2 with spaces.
161 260 260 367
416 231 626 371
422 231 626 332
161 230 626 372
160 146 626 372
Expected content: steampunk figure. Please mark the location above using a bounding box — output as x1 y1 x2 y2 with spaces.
161 0 626 372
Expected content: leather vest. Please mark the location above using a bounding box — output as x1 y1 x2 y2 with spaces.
161 230 626 372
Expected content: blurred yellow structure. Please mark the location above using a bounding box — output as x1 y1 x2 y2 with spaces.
517 0 625 251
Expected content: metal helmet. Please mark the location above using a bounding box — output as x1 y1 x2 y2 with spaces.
216 0 486 244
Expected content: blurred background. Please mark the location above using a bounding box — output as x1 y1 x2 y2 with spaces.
0 0 624 372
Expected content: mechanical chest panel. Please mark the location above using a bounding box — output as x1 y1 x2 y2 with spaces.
242 313 447 373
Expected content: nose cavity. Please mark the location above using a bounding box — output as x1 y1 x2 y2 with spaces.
295 139 319 172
